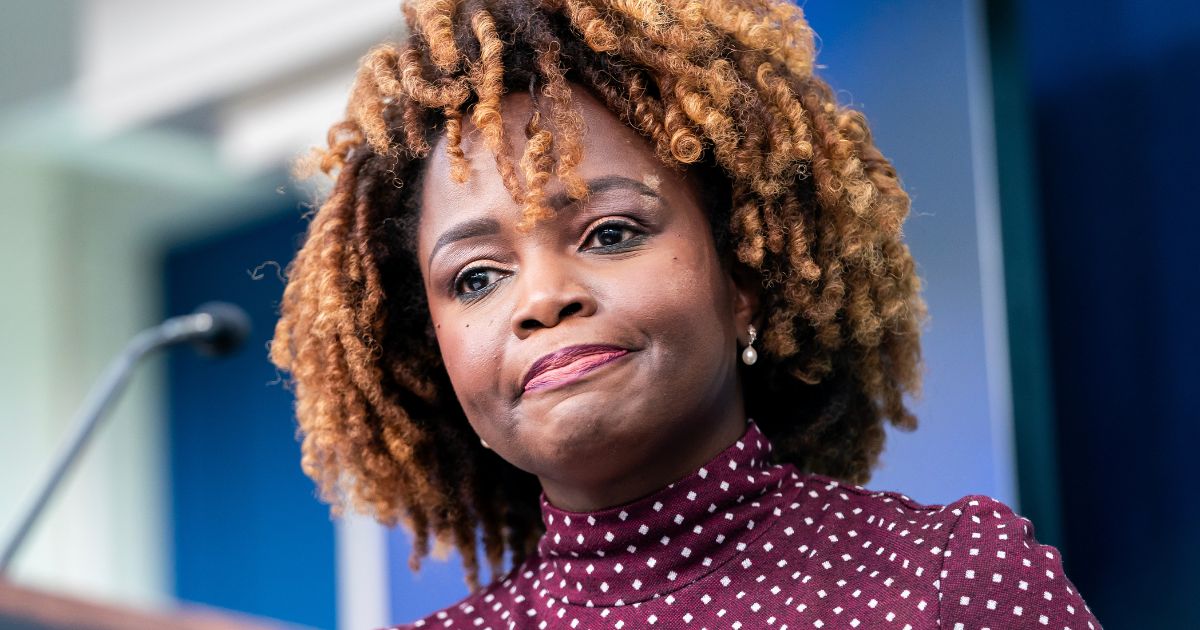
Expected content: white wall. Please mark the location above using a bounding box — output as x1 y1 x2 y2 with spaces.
0 0 395 620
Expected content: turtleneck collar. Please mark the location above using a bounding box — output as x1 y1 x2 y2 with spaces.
535 420 790 607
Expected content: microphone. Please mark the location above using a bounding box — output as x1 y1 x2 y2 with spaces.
162 301 252 357
0 302 251 573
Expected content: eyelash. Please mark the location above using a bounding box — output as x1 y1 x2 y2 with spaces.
451 219 647 301
581 219 646 252
453 267 505 301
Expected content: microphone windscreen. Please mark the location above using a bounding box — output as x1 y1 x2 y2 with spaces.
192 302 251 357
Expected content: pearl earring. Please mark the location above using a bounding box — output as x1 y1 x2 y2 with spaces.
480 438 491 449
741 325 758 365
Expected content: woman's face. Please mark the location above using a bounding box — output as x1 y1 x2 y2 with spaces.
417 86 756 511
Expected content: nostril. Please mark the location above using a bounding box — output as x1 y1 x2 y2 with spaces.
518 301 585 331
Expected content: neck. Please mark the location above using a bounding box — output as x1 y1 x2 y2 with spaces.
535 419 788 606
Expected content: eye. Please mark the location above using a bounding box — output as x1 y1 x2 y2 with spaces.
455 267 505 297
583 221 643 250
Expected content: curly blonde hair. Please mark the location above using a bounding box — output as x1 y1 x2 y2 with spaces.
269 0 927 590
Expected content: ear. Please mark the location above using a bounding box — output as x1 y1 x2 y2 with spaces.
729 262 762 343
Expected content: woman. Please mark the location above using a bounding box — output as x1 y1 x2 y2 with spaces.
270 0 1101 627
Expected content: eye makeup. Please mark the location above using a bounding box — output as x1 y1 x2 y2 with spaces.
439 186 667 304
579 219 649 253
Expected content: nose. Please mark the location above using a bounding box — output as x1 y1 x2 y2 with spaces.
510 255 597 338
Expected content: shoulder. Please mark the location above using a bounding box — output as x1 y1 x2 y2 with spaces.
789 471 973 534
935 493 1102 628
785 473 988 581
788 473 1101 627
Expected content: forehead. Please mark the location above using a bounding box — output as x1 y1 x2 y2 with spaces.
417 86 683 253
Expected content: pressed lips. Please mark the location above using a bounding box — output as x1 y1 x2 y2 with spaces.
522 344 630 393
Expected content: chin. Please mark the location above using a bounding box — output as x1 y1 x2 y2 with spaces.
521 394 645 460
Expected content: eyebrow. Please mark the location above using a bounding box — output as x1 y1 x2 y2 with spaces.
426 175 662 268
546 175 660 210
427 217 501 268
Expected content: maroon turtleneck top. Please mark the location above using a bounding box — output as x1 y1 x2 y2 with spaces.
390 422 1100 629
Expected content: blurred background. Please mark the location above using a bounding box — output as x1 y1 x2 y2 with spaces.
0 0 1195 628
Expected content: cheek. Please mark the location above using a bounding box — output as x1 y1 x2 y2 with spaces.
430 308 506 416
610 234 733 355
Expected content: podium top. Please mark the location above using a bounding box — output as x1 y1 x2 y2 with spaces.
0 579 313 630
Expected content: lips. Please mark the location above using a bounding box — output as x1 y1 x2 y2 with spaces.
522 344 630 393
